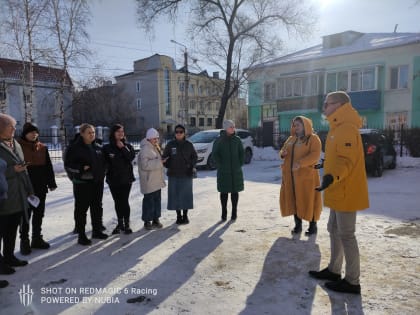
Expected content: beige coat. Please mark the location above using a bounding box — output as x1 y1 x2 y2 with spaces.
279 116 322 221
137 138 165 194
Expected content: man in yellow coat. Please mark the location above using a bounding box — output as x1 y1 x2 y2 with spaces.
309 91 369 295
279 116 322 235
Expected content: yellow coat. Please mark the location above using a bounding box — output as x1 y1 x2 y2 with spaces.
323 103 369 211
279 116 322 221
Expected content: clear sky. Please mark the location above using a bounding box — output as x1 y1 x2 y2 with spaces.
78 0 420 82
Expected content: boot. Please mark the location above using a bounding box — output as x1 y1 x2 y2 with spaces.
176 210 183 224
144 221 153 230
291 214 302 234
31 236 50 249
152 219 163 229
221 208 227 222
0 280 8 288
78 233 92 246
112 219 124 234
92 230 108 239
20 238 32 256
231 208 237 221
182 210 189 224
305 221 318 235
124 219 132 234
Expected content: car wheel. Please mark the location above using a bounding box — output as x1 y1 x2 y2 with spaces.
373 157 384 177
244 148 252 164
207 154 216 170
388 156 396 169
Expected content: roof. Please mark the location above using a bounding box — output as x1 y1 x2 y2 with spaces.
253 31 420 69
0 58 72 85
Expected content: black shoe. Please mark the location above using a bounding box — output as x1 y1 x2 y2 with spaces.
176 215 183 224
0 280 9 288
291 225 302 234
92 231 108 239
31 237 50 249
20 239 32 255
305 222 318 236
4 256 28 267
231 214 237 221
144 221 153 230
152 219 163 229
78 234 92 246
124 227 133 234
112 226 121 234
0 264 15 275
325 279 361 294
309 267 341 281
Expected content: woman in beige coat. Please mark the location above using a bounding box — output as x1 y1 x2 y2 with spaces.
138 128 166 230
279 116 322 235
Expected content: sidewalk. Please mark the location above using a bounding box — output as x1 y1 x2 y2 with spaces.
0 159 419 314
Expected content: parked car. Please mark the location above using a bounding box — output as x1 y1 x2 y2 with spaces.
188 129 254 169
360 129 396 177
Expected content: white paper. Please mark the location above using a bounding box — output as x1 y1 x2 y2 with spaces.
27 195 40 208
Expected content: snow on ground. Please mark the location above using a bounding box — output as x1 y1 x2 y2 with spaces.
0 148 419 315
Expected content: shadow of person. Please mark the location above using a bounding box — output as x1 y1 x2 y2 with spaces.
239 236 321 315
95 222 229 314
1 225 180 315
323 286 364 315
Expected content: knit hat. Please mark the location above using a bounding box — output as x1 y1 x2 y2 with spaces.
146 128 159 139
223 120 235 130
21 122 39 138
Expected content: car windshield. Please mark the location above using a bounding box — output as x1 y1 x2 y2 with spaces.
189 131 219 143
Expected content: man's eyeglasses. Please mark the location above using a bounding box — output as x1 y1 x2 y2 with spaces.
175 130 184 134
324 101 339 107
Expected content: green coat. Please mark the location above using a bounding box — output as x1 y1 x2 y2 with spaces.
0 140 34 216
212 131 244 193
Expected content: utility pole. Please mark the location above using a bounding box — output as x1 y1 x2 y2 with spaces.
171 39 189 126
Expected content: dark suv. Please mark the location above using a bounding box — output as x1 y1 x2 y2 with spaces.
360 129 396 177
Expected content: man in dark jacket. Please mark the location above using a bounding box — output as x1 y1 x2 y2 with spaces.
18 122 57 255
212 120 244 221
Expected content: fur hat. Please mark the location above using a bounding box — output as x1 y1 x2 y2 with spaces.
21 122 39 138
146 128 159 139
223 120 235 130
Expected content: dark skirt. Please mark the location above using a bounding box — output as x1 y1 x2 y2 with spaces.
167 176 193 210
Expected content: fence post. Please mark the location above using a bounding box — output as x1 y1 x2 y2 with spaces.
400 124 404 157
50 125 58 146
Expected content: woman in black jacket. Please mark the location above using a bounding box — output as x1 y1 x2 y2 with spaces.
64 123 107 245
103 124 135 234
162 124 197 224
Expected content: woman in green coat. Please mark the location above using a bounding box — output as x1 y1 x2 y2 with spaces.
212 120 244 221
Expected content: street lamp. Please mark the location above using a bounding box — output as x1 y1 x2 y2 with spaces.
170 39 189 126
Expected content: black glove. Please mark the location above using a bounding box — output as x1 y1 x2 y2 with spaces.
315 174 333 191
314 159 324 169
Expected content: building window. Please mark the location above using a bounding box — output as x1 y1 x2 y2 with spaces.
136 98 141 111
326 72 337 92
190 117 196 127
207 102 212 111
264 82 276 101
207 118 212 126
189 84 195 95
199 117 204 127
390 65 408 89
337 71 348 91
136 81 141 93
179 82 184 91
277 79 284 98
293 79 302 96
189 100 196 110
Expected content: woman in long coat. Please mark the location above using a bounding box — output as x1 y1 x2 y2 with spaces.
212 120 244 221
279 116 322 235
162 124 197 224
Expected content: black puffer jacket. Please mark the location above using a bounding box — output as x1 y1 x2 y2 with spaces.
162 139 197 177
64 137 106 183
103 140 135 186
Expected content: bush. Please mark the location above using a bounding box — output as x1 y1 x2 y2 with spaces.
405 128 420 157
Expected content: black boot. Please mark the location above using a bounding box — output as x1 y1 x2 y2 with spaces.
31 236 50 249
182 210 189 224
0 280 8 288
176 210 183 224
305 221 318 235
78 233 92 246
291 214 302 234
231 208 237 221
112 219 124 235
124 218 132 234
20 238 32 256
221 208 227 222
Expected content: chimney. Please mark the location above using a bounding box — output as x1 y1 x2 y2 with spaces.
213 72 219 79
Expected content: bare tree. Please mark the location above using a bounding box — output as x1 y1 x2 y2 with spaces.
45 0 90 146
136 0 316 128
1 0 48 122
